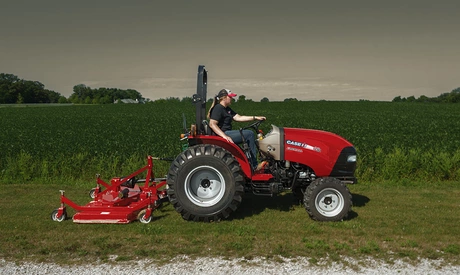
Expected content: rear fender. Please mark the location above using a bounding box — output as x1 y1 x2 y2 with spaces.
189 136 252 178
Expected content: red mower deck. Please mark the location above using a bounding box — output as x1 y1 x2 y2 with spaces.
51 156 168 224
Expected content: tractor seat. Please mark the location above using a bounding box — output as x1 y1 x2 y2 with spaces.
202 120 214 135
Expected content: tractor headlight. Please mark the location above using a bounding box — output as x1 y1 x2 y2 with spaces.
347 155 357 162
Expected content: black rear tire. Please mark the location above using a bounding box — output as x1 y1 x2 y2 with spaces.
167 144 245 222
304 177 352 221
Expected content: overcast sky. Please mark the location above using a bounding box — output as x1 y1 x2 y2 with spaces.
1 1 459 101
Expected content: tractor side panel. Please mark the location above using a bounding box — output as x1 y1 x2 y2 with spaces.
282 128 353 177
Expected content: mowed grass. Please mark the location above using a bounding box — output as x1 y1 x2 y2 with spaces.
0 181 459 266
1 102 459 266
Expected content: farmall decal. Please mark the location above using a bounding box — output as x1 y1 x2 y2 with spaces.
286 140 321 152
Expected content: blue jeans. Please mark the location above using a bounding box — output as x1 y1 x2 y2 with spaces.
225 129 258 168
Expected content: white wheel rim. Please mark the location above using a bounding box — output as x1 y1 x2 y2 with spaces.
53 211 65 222
315 188 345 217
140 216 151 224
184 165 226 207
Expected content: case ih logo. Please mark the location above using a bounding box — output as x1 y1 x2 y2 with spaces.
286 140 321 152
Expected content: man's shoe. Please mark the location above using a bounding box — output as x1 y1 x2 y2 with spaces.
255 161 268 171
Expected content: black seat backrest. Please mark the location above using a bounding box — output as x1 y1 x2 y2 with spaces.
202 120 214 135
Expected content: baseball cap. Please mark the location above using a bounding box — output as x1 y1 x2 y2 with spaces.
217 89 237 99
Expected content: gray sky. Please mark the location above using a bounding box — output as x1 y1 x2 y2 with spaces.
1 1 459 101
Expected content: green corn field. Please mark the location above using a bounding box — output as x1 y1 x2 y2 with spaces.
1 101 459 184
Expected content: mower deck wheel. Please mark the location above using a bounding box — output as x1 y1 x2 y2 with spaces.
137 209 152 224
89 188 96 199
51 209 67 222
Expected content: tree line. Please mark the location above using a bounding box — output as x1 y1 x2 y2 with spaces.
0 73 143 104
0 73 291 104
2 73 460 104
392 87 460 103
0 73 66 104
68 84 143 104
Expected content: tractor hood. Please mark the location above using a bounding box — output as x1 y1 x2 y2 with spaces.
258 125 356 177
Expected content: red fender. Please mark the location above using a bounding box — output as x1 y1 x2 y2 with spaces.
189 135 253 178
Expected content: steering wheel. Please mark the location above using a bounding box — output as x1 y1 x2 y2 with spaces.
242 118 265 132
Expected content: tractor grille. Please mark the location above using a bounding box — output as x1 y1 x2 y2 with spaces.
330 146 357 182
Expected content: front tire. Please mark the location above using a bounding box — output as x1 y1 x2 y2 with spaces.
167 144 244 222
304 177 352 221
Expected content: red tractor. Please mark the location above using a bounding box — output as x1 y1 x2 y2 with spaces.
167 65 357 222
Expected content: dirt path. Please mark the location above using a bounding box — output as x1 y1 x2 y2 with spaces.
1 257 459 274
